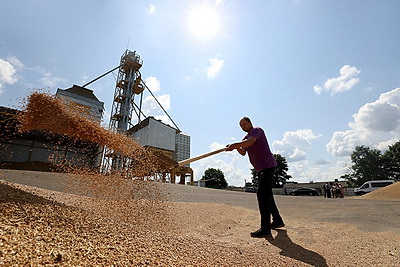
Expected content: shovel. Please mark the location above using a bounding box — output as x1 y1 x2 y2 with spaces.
176 147 227 167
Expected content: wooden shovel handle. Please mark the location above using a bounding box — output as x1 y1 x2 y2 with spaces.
177 147 227 166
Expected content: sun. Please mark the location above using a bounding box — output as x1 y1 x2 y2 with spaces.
186 3 221 40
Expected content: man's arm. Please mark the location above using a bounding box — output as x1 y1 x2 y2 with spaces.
226 136 257 156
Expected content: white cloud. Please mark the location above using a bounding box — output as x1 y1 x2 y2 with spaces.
353 90 400 132
215 0 225 7
145 76 161 92
272 129 321 162
207 58 224 78
314 65 361 95
7 56 24 70
289 147 306 161
148 4 156 14
32 67 67 88
142 96 158 115
0 58 18 92
40 73 67 88
365 86 373 92
209 142 226 151
288 160 346 183
313 159 330 166
1 56 68 92
131 76 173 125
143 94 171 115
80 74 90 84
327 88 400 156
191 142 250 187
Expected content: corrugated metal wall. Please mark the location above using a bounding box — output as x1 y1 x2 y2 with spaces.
0 138 100 170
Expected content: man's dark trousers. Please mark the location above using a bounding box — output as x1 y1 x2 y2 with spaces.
257 167 283 231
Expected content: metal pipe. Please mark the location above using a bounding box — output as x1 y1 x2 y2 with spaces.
82 65 121 88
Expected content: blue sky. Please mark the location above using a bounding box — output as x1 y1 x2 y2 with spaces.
1 0 400 186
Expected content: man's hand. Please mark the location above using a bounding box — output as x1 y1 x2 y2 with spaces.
226 141 249 156
226 144 235 151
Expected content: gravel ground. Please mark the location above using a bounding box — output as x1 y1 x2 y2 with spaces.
1 170 399 266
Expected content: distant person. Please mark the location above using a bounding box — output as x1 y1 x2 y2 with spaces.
330 182 335 198
226 117 284 238
323 182 329 198
332 183 337 198
325 182 332 198
337 183 344 198
317 187 322 196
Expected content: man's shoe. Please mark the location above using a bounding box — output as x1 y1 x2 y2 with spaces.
271 221 285 229
250 228 272 238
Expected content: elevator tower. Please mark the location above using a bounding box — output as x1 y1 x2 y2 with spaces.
101 50 144 172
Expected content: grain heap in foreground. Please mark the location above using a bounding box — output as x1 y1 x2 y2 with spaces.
15 91 177 226
0 181 290 266
2 92 399 266
1 177 400 266
15 91 186 230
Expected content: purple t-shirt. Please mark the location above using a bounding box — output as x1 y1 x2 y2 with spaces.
243 127 277 172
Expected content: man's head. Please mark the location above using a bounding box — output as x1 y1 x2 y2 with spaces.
239 117 253 133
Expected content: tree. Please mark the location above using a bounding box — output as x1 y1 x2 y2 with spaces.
273 154 292 187
201 168 228 189
340 173 356 186
251 168 258 186
382 141 400 181
347 145 387 186
251 154 291 187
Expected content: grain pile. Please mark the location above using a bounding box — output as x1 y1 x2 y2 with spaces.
0 180 286 266
359 182 400 200
1 177 400 266
1 92 399 266
18 92 175 176
18 92 138 157
14 91 179 227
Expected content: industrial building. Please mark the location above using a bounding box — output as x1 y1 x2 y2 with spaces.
0 84 104 171
127 117 192 184
98 50 192 184
0 49 192 184
0 106 101 172
56 85 105 122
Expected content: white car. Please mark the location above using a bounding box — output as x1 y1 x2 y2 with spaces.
354 180 395 195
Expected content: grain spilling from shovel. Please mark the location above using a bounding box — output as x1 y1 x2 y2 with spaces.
17 91 176 230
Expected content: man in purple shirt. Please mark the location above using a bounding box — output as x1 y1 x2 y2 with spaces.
226 117 285 238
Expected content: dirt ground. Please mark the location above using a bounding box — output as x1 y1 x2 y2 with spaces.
1 169 399 266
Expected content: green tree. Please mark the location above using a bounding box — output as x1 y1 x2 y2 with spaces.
251 154 291 187
340 173 356 187
382 140 400 181
201 168 228 189
348 145 386 186
273 154 292 187
251 168 258 186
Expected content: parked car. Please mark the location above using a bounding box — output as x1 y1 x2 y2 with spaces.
289 187 319 196
245 186 257 193
353 180 395 195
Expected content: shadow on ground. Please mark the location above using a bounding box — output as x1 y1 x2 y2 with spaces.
267 229 328 267
0 182 56 205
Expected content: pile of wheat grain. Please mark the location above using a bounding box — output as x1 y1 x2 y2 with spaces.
18 92 175 176
1 92 294 265
360 182 400 200
15 91 177 232
1 180 292 266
